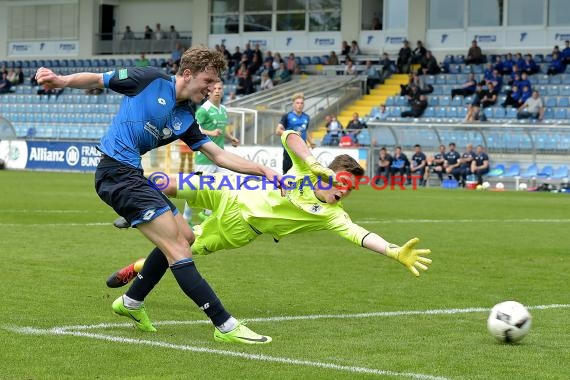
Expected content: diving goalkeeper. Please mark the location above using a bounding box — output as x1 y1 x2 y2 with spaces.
108 131 432 297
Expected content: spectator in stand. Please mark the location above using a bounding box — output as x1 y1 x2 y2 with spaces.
371 16 382 30
248 54 261 76
343 58 357 75
451 73 477 98
135 53 150 67
154 23 165 40
231 46 242 69
243 43 254 61
263 50 274 65
514 71 531 91
411 40 427 64
220 44 232 63
517 90 545 121
501 84 523 108
470 145 490 185
349 40 361 56
401 94 428 118
259 71 274 90
345 112 367 143
443 142 461 181
15 67 25 85
144 25 154 40
253 44 263 64
508 64 521 85
397 40 412 74
236 69 254 96
364 60 381 94
272 52 284 70
485 68 503 93
562 40 570 65
259 60 275 80
410 144 427 186
328 51 339 65
521 54 539 75
411 73 433 94
341 41 350 57
0 72 12 94
465 40 484 65
424 144 446 185
274 61 291 84
169 25 180 40
123 26 135 40
379 52 395 81
514 52 525 69
170 42 184 64
376 147 392 183
368 104 389 122
501 53 515 75
547 52 566 75
6 69 18 85
390 146 410 179
492 55 504 74
418 50 441 75
483 62 494 81
465 81 488 122
519 84 532 105
325 115 343 146
286 53 297 73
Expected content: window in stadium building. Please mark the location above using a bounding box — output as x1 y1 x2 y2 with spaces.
8 3 79 39
210 0 239 34
508 0 544 26
308 0 341 32
276 0 306 31
361 0 383 30
468 0 503 27
548 0 570 26
385 0 408 30
428 0 464 29
244 0 273 32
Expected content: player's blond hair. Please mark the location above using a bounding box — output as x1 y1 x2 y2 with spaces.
329 155 364 176
178 46 227 77
291 92 305 102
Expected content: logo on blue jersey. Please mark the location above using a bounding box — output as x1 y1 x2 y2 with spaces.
162 127 172 138
144 122 160 139
172 117 182 131
441 34 448 44
158 98 166 105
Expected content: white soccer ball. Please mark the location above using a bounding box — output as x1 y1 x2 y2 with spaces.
482 181 491 189
519 183 528 191
496 182 505 190
487 301 532 343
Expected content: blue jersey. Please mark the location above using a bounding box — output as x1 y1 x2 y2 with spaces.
411 152 427 168
99 67 210 168
280 111 310 141
460 151 476 167
474 152 489 166
445 151 461 165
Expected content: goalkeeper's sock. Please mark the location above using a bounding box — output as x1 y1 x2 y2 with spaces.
122 294 142 309
125 247 169 302
170 258 231 326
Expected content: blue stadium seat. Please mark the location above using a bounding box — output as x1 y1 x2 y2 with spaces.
451 96 463 106
545 97 557 108
544 108 555 119
560 85 570 96
385 96 395 106
423 107 435 118
537 165 554 178
439 96 451 106
558 97 569 107
521 164 538 178
546 86 559 96
429 96 439 106
357 129 371 146
550 75 562 85
552 165 569 179
447 107 459 118
555 108 567 119
502 164 520 177
493 107 505 118
436 107 447 118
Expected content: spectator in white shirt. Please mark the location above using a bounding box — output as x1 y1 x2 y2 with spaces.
517 90 545 121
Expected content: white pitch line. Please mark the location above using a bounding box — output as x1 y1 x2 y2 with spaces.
355 218 570 224
53 303 570 332
5 326 447 380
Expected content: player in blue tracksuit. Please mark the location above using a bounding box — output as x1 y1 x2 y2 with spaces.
275 92 313 174
35 46 279 344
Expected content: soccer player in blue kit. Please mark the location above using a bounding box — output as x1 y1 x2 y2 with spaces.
35 46 280 344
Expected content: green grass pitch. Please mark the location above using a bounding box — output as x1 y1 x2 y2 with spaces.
0 170 569 379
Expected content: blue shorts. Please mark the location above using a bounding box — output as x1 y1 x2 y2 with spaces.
95 155 177 227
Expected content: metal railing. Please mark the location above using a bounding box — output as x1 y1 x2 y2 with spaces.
94 32 192 55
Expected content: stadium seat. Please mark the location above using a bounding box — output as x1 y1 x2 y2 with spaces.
451 96 463 106
493 107 505 118
487 164 505 177
357 129 371 146
504 164 521 177
558 97 569 107
537 165 554 178
545 97 557 108
552 165 569 179
439 96 451 106
521 164 538 178
555 108 567 120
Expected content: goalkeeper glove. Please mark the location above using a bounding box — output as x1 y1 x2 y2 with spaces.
304 156 337 185
385 238 432 277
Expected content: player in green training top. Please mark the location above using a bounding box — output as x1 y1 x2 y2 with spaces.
108 131 433 303
182 79 240 223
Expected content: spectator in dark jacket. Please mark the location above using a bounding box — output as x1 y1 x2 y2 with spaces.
401 94 428 118
465 40 484 65
397 40 412 74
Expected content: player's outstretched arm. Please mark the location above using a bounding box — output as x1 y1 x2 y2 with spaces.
362 233 432 277
283 132 337 183
35 67 104 90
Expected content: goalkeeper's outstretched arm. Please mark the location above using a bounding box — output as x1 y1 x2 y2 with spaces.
362 233 432 277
